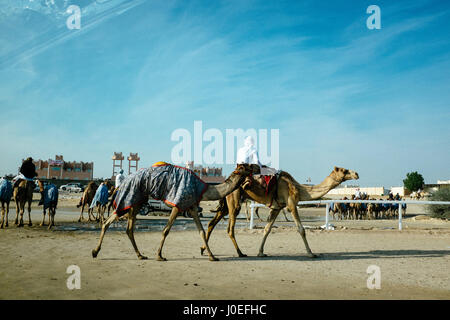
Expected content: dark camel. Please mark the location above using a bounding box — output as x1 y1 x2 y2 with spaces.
92 164 258 262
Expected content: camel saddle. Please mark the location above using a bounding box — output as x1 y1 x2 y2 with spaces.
260 173 279 195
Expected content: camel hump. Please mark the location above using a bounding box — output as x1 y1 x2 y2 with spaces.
152 161 170 167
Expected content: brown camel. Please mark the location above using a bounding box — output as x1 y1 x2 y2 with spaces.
77 181 98 222
201 166 359 258
91 163 258 262
14 180 40 227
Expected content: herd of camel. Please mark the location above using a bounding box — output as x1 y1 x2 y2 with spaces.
329 194 407 221
1 164 362 261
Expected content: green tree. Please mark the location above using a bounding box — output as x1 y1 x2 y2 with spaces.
403 171 424 192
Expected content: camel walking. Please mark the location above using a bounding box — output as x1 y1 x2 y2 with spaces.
77 181 98 222
92 163 257 262
201 166 359 258
39 183 59 229
90 181 111 224
14 179 41 227
0 178 13 228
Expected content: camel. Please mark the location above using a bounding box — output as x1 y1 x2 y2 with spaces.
39 183 58 229
0 178 13 228
77 181 98 222
331 197 349 220
200 166 359 258
91 163 258 262
14 179 40 227
91 180 114 224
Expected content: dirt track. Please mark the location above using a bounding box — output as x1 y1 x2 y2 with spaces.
0 204 449 299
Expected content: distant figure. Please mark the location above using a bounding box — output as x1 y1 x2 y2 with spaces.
115 169 125 189
12 157 38 189
388 192 394 200
394 193 401 201
354 188 362 200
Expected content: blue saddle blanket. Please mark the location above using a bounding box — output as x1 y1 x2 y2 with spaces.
113 163 208 216
90 183 110 209
43 184 59 209
0 178 13 202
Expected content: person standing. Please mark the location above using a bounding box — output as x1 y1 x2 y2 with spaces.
115 169 125 189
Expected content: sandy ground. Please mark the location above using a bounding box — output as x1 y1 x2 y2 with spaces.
0 192 449 300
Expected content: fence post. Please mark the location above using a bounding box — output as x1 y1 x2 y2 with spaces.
249 201 255 230
325 203 330 230
398 203 402 231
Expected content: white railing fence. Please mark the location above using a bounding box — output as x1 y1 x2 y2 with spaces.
249 200 450 231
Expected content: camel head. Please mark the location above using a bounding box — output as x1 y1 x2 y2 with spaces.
233 163 260 176
331 166 359 183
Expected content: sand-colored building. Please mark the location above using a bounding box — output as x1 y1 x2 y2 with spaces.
31 155 94 180
186 161 225 184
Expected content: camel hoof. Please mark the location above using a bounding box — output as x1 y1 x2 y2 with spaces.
209 256 219 262
257 253 267 258
238 253 248 258
157 256 167 262
92 249 98 258
138 255 148 260
308 253 318 258
200 247 205 256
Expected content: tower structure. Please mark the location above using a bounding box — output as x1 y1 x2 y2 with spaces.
112 152 124 177
128 153 140 174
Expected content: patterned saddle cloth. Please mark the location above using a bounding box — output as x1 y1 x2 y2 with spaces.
113 162 208 216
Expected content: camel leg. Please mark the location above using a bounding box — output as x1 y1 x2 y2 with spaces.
92 213 118 258
49 207 56 229
14 198 20 225
5 202 9 227
190 207 218 262
156 207 179 261
282 209 290 222
27 200 32 226
17 201 25 227
257 209 280 257
40 209 46 227
290 207 317 258
200 210 225 255
78 202 85 222
126 212 147 260
0 202 4 228
88 206 96 222
227 207 247 257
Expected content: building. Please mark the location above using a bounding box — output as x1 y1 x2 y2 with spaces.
31 155 94 180
326 185 388 197
185 161 225 184
424 180 450 193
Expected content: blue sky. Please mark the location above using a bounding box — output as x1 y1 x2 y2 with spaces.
0 0 449 187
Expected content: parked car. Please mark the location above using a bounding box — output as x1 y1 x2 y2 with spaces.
59 183 83 193
139 198 172 215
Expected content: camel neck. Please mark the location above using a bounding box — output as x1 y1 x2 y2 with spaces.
300 176 341 200
202 173 243 201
